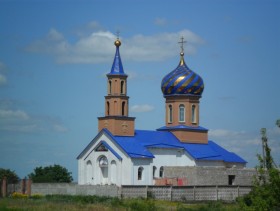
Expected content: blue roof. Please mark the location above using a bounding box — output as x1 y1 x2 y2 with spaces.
108 44 126 75
111 129 246 163
158 125 208 131
77 129 246 164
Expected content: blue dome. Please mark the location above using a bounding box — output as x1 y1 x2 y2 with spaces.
161 54 204 96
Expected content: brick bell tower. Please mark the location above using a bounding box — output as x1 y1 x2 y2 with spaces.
158 37 208 144
98 38 135 136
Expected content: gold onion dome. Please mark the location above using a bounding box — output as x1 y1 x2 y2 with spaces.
161 52 204 96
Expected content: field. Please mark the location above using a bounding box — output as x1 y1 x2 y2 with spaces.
0 194 241 211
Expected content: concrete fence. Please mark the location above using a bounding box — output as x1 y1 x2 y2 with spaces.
2 179 252 202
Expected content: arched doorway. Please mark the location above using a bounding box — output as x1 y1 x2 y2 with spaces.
86 160 93 184
99 156 108 184
111 160 117 185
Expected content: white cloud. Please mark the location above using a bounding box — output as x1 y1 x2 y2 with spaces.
53 124 68 132
0 61 8 86
154 17 168 26
0 109 29 120
209 127 280 167
26 28 204 64
130 104 155 113
0 74 7 85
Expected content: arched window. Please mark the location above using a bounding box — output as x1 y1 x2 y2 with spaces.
159 166 164 178
122 102 125 116
107 101 110 115
168 105 173 123
191 105 196 123
109 80 112 94
99 156 108 167
121 81 124 94
138 167 144 180
179 104 185 122
153 166 157 178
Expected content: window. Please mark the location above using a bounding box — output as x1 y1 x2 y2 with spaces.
153 166 157 178
138 167 144 180
228 175 235 185
168 105 173 123
179 104 185 122
109 80 112 94
121 81 124 94
107 102 110 115
122 102 125 116
99 156 108 167
159 166 164 178
191 105 196 123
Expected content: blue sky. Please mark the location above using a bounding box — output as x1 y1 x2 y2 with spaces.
0 0 279 181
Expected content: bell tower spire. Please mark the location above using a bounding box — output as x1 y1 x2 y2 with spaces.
98 37 135 136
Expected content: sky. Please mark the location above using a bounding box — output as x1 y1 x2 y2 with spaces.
0 0 279 182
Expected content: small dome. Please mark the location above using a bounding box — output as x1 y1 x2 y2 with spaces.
161 54 204 96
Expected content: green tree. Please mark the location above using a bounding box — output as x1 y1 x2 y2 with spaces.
238 137 280 210
0 168 20 183
28 164 73 183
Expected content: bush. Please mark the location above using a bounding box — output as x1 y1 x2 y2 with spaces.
11 192 28 199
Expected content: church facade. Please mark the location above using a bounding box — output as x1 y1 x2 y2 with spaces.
77 38 246 186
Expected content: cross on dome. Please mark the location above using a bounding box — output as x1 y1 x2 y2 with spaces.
178 36 187 55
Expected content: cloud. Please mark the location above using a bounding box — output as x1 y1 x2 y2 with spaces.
26 28 204 64
0 103 68 134
0 61 8 86
0 74 7 85
130 104 155 113
154 17 168 26
209 127 280 167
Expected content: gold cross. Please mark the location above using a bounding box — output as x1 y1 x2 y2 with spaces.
178 36 187 53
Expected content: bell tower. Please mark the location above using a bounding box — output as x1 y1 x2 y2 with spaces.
98 38 135 136
159 37 208 144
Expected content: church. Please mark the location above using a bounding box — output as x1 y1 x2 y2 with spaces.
77 37 246 186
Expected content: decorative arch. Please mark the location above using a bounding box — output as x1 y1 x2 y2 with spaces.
168 105 173 123
122 101 125 116
107 101 110 116
138 167 144 180
159 166 164 178
179 104 185 122
111 160 117 185
108 80 112 94
86 160 93 184
153 166 157 178
121 80 125 94
191 104 196 123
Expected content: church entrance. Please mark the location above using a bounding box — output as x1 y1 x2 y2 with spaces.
99 156 108 184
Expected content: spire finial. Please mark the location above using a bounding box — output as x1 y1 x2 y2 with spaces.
114 30 121 47
178 36 186 55
178 36 186 66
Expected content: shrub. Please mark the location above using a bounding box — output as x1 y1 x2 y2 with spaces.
11 192 28 199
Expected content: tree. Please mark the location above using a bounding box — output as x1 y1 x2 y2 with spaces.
28 164 73 183
0 168 20 184
238 133 280 210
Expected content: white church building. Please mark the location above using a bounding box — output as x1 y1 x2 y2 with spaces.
77 38 246 186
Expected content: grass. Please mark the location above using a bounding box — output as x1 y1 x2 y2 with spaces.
0 195 240 211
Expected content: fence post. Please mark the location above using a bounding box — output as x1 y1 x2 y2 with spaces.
27 179 32 197
237 186 239 197
170 186 173 201
21 178 26 194
193 186 196 201
216 186 218 201
1 177 7 197
145 186 148 199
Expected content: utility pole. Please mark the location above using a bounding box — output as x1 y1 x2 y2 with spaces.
260 128 267 169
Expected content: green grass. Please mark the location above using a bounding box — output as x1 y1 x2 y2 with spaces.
0 195 240 211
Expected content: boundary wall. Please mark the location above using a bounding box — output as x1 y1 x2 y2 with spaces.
2 179 252 202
